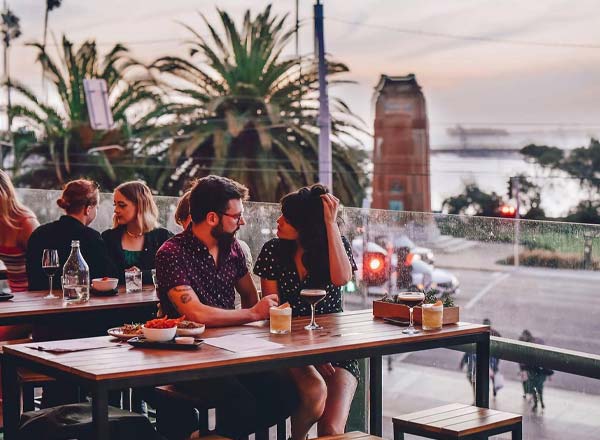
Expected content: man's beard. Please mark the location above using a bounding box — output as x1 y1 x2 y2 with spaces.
211 223 238 248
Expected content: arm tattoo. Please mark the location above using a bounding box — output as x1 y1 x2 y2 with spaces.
180 293 192 304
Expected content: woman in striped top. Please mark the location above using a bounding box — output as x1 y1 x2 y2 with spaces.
0 170 39 293
0 170 38 340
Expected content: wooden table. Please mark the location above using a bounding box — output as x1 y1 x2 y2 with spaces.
1 311 490 440
0 287 159 326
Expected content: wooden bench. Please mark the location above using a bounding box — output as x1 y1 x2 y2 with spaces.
315 431 384 440
392 403 522 440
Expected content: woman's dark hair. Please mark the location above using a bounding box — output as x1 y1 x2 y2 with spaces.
56 179 99 214
280 184 331 288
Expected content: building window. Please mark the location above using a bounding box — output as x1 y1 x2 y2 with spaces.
390 182 404 194
389 200 404 211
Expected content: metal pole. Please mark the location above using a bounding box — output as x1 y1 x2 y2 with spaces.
513 177 520 267
314 0 332 188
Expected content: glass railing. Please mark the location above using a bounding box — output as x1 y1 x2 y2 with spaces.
11 188 600 439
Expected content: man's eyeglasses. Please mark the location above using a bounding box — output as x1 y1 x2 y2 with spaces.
221 212 244 225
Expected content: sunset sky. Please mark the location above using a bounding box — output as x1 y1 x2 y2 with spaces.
8 0 600 147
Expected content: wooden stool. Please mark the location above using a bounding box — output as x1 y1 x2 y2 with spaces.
315 431 384 440
393 403 522 440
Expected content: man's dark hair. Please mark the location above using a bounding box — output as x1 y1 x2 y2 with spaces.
189 175 249 224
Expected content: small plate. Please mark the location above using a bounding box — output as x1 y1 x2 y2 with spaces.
0 293 14 301
127 336 203 350
91 288 118 297
176 323 206 336
107 327 142 340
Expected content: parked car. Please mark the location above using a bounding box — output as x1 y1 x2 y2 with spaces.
410 258 460 295
393 235 435 264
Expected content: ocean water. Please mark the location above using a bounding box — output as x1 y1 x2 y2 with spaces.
428 125 600 217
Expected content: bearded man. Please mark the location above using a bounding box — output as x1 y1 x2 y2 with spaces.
154 175 302 440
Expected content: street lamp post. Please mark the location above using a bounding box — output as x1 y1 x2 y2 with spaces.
314 0 332 188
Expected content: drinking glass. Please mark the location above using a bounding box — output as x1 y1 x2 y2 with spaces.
300 289 327 330
41 249 60 299
270 306 292 334
151 269 158 291
125 268 142 293
397 292 425 335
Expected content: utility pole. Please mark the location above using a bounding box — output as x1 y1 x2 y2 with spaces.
512 176 520 267
314 0 332 188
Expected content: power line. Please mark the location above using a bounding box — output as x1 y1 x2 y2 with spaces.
326 17 600 50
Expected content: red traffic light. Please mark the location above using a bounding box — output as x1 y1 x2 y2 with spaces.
499 205 516 218
363 252 388 286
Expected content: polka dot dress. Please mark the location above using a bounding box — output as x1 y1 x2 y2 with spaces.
254 236 360 381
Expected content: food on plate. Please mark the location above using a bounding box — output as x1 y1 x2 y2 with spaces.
177 320 204 329
175 336 195 344
145 316 185 329
121 323 143 335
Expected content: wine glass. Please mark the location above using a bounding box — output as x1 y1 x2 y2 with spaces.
397 291 425 335
300 289 327 330
41 249 60 299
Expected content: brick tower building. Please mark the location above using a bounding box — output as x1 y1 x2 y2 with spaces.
372 74 431 212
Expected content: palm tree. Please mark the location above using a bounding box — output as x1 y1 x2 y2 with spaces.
150 5 368 204
9 36 162 189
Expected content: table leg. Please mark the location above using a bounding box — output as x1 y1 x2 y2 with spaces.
92 386 110 440
475 333 490 408
369 355 382 436
1 356 20 440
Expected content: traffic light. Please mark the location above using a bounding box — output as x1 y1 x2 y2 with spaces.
499 205 516 218
363 252 387 286
507 178 513 199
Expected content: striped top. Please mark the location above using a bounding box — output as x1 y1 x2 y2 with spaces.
0 246 28 292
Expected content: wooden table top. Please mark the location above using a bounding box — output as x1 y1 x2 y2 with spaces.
3 310 488 383
0 287 158 321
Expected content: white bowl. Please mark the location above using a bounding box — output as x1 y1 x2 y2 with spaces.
91 278 118 291
176 323 205 336
142 325 177 342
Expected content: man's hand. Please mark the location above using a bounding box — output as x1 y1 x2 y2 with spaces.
250 294 279 320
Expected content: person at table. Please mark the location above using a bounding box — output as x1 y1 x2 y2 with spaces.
174 188 253 270
0 170 38 342
26 179 116 291
102 181 172 286
0 170 39 295
155 175 313 440
253 183 358 437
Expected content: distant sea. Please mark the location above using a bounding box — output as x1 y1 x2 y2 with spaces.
428 125 600 217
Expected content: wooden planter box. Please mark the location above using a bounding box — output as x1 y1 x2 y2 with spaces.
372 300 460 325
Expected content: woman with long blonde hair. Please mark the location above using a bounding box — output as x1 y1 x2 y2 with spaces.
102 181 172 285
0 170 39 294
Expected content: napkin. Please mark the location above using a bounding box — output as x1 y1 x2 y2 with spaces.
28 340 120 354
204 335 283 353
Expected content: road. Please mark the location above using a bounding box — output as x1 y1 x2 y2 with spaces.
345 264 600 395
344 264 600 438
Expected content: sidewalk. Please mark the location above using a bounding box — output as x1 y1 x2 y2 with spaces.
382 360 600 439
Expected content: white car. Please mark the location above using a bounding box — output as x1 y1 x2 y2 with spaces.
410 259 460 295
393 235 435 264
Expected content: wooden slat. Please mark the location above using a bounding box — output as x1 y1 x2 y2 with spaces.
394 403 472 422
314 431 379 440
411 406 485 425
444 412 522 436
0 287 158 322
3 313 487 383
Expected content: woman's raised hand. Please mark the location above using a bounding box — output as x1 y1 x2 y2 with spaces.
321 193 340 225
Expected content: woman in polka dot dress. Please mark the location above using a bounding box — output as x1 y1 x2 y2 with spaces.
254 184 358 439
